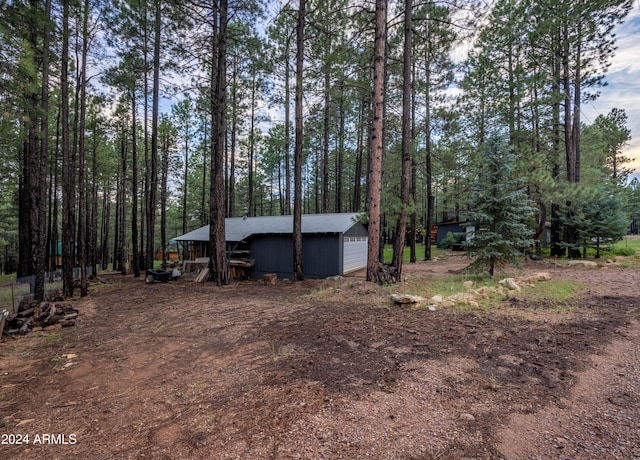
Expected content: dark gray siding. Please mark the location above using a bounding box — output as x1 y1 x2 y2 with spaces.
435 222 465 245
344 222 368 237
249 234 341 279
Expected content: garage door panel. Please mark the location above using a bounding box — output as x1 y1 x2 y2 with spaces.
343 237 368 273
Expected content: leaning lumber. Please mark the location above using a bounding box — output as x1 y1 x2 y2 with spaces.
194 268 210 283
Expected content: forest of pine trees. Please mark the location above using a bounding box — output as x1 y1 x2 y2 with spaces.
0 0 637 297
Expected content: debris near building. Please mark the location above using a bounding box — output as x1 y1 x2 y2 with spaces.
2 294 79 337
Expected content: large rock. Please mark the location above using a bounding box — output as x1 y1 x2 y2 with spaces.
517 272 551 285
390 294 424 304
566 260 598 267
499 278 521 292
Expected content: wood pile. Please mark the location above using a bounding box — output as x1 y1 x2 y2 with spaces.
2 294 79 336
376 263 398 285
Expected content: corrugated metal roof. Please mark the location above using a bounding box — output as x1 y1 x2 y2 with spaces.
174 213 364 242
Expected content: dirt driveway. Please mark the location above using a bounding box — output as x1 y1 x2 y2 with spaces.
1 254 639 459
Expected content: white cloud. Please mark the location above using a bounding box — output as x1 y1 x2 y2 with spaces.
585 6 640 173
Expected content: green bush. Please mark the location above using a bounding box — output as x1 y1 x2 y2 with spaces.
612 246 636 256
438 231 463 249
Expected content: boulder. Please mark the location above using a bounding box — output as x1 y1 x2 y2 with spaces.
566 260 598 267
390 294 424 304
499 278 521 292
517 272 551 285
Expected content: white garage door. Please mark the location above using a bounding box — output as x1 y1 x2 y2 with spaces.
343 236 368 274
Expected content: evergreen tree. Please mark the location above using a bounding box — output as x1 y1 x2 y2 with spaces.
466 135 534 276
575 185 629 258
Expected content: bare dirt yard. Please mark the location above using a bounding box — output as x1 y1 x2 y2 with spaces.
1 253 639 459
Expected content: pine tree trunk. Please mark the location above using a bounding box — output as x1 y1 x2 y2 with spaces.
78 0 90 295
209 0 229 285
366 0 387 283
147 0 161 271
391 0 413 282
61 0 75 297
131 92 140 277
293 0 305 281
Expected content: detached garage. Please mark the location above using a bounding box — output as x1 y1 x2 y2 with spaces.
174 213 368 279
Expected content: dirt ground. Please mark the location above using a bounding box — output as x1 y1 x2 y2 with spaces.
1 252 639 459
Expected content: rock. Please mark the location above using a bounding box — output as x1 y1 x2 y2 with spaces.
606 256 626 264
499 278 521 292
566 260 598 267
427 305 437 311
326 275 344 281
517 272 551 285
390 294 424 304
430 294 443 303
463 280 474 289
445 292 479 306
475 286 495 297
460 413 475 421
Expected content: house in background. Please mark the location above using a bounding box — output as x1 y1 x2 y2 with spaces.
174 213 368 279
433 220 467 247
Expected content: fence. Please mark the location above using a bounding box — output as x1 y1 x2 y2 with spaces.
0 267 97 314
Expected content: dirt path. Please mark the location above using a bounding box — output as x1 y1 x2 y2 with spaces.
0 255 639 459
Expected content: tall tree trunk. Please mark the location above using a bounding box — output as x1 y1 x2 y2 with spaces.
160 125 169 269
182 118 189 234
229 72 237 217
48 104 60 276
89 113 99 276
209 0 229 285
284 41 292 215
352 92 366 213
409 61 417 263
118 131 127 275
424 49 433 261
550 23 563 258
101 181 111 270
61 0 75 297
322 50 330 214
335 84 344 213
391 0 413 282
147 0 161 270
131 92 140 277
293 0 305 281
200 115 208 225
77 0 90 295
248 77 256 216
366 0 387 283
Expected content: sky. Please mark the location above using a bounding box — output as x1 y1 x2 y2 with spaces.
582 5 640 177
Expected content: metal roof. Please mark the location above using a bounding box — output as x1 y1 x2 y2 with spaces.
174 213 364 242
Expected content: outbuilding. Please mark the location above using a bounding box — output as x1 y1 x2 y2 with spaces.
174 213 368 279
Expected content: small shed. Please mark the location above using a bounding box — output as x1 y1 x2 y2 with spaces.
174 213 368 279
433 221 467 247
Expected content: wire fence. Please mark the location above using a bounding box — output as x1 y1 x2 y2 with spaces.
0 267 97 314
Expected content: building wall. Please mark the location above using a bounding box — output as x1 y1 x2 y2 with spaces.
343 237 368 273
435 222 466 246
344 222 368 238
249 234 342 279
